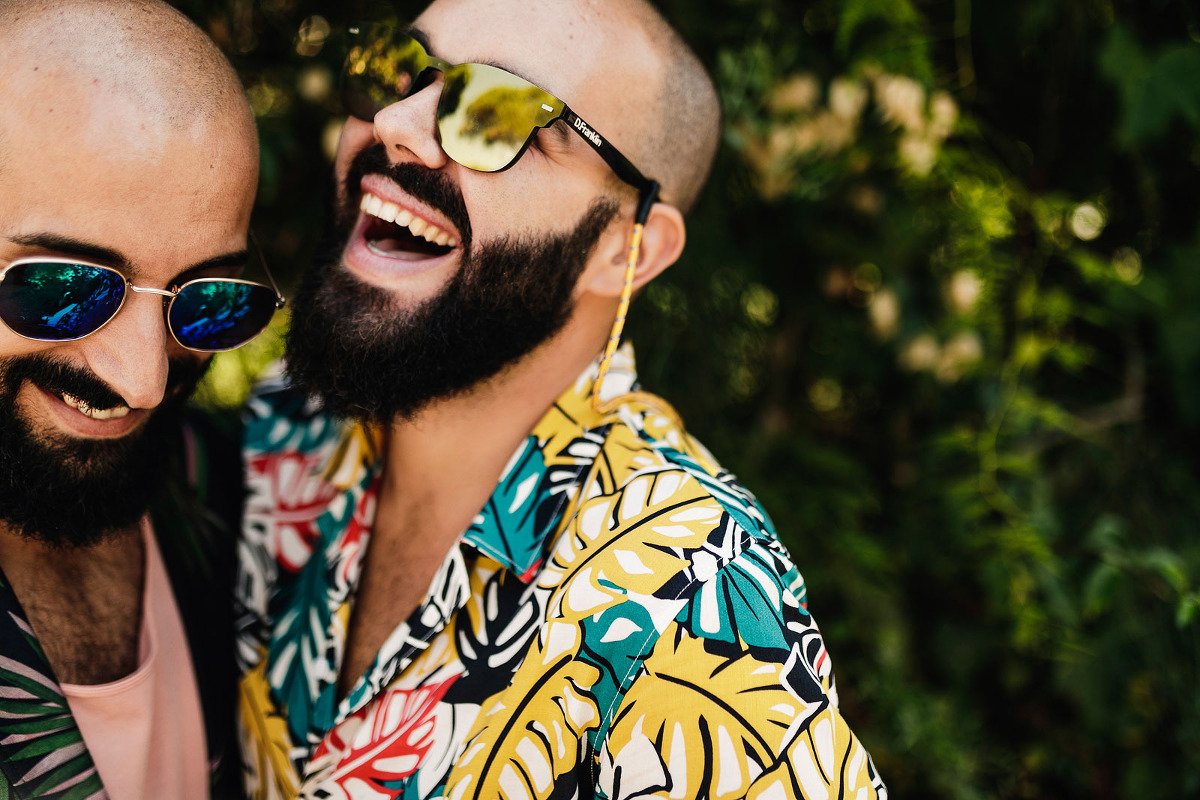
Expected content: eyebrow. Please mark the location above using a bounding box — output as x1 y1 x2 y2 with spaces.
7 232 249 279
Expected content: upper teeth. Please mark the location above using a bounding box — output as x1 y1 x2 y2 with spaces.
61 393 131 420
361 192 458 248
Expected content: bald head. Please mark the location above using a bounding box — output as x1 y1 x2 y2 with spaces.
608 0 720 214
418 0 719 215
0 0 255 168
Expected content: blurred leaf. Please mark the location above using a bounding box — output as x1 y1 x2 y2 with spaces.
1100 26 1200 146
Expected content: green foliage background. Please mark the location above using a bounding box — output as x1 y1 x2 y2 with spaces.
173 0 1200 795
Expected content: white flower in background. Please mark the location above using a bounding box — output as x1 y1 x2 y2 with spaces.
1070 203 1106 241
929 90 959 139
869 289 901 340
899 133 938 176
936 331 985 382
947 270 983 314
830 77 869 122
298 64 334 103
295 15 331 57
899 334 940 372
875 74 926 132
770 73 821 115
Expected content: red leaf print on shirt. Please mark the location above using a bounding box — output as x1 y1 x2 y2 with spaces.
248 451 338 572
309 675 460 795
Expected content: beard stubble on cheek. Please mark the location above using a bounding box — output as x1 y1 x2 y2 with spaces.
0 354 210 548
283 149 621 423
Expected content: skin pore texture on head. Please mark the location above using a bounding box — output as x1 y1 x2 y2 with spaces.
0 0 254 171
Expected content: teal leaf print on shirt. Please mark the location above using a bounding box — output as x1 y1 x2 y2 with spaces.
269 480 368 744
466 436 551 577
651 442 776 539
676 541 799 653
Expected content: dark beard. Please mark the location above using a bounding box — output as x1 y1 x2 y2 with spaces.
0 355 207 548
284 145 619 422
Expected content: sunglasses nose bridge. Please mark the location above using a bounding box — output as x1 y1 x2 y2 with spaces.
127 284 176 299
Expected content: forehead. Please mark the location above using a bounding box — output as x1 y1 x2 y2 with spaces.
414 0 623 108
0 67 256 280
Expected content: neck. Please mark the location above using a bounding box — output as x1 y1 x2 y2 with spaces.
0 520 142 576
333 295 617 698
379 295 614 536
0 519 146 685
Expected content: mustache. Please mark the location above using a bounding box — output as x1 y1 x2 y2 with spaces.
342 143 473 254
3 354 208 409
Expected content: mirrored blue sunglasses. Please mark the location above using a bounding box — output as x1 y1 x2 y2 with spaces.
0 256 286 353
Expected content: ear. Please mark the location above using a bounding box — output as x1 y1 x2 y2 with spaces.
580 202 687 298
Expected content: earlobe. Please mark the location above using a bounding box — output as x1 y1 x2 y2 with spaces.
586 202 687 298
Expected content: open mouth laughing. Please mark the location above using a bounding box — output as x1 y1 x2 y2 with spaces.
355 179 463 271
343 178 466 288
360 191 459 256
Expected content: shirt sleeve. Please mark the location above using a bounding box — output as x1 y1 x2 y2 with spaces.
595 535 887 800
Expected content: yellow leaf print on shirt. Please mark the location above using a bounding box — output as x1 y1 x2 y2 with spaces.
444 624 602 800
322 422 381 490
543 470 721 618
240 656 302 800
601 629 810 800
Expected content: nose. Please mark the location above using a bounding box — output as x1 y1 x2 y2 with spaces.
371 74 451 169
77 290 170 409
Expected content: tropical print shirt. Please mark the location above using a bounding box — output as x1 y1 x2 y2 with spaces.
236 346 886 800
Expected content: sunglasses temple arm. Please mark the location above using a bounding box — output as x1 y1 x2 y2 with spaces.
636 182 660 225
562 109 658 206
249 231 288 308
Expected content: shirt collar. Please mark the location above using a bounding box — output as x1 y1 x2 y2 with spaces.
457 345 640 580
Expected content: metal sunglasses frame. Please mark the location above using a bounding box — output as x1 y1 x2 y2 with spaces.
0 255 287 353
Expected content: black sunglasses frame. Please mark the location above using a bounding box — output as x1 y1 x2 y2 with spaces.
344 23 662 223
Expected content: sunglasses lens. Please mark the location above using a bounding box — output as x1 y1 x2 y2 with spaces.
169 281 278 351
342 25 427 121
436 63 560 172
0 262 125 341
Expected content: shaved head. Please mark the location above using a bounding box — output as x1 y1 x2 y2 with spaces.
607 0 720 214
0 0 254 172
416 0 718 215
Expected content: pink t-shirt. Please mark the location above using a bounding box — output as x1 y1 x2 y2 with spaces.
61 519 210 800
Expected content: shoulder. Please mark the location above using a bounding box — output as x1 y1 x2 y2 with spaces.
564 403 886 797
563 399 801 652
582 398 778 562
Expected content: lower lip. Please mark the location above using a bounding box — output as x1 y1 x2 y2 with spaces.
36 386 143 438
342 212 458 288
